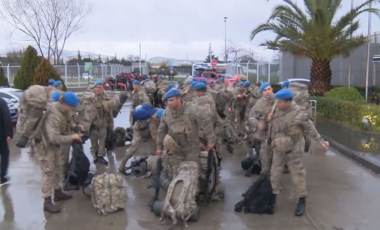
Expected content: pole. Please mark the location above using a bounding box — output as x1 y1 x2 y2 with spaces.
268 62 271 83
256 61 259 83
373 62 376 86
224 17 228 63
77 63 80 87
365 1 372 101
247 60 250 79
6 64 10 84
139 43 142 76
348 0 354 87
64 62 68 85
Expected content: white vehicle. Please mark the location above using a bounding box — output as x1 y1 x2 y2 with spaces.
278 78 310 86
0 87 23 109
82 73 93 79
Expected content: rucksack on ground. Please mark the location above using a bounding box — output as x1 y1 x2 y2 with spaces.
91 172 127 215
241 154 262 175
234 173 274 214
63 142 91 191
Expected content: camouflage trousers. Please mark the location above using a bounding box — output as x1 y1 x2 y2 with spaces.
90 123 108 157
270 138 307 198
60 144 71 182
36 143 64 198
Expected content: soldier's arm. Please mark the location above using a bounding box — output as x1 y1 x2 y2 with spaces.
156 111 168 150
45 112 72 145
296 110 322 140
195 105 216 146
149 118 158 141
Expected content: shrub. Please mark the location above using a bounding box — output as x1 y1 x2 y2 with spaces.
33 58 67 91
0 65 9 87
14 46 41 90
317 97 380 131
324 87 364 101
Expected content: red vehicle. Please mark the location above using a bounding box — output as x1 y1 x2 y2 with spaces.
193 70 220 84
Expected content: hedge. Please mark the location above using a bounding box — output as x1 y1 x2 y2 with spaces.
316 97 380 131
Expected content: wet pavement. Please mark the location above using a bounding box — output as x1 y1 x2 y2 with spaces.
1 105 380 230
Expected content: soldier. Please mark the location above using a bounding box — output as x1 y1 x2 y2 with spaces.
234 81 249 136
90 80 114 164
54 80 63 91
156 88 215 180
131 80 151 108
36 91 82 213
48 79 55 88
118 104 164 173
247 82 274 174
268 88 329 216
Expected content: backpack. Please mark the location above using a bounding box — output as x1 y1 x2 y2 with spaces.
234 173 274 214
105 127 116 151
63 142 91 191
160 161 200 226
91 172 127 215
241 154 262 175
114 127 126 146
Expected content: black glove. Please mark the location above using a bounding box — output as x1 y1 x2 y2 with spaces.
15 135 29 148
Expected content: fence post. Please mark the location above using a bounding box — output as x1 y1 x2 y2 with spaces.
6 64 10 84
77 63 80 87
256 62 259 83
268 62 271 83
64 62 68 85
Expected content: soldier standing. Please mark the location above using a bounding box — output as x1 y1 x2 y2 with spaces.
156 88 215 180
36 92 82 213
268 88 329 216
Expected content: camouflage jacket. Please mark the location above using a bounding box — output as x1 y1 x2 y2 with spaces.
248 96 274 141
269 103 321 142
157 102 216 157
131 89 151 108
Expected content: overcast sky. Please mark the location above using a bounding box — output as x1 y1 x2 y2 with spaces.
0 0 379 62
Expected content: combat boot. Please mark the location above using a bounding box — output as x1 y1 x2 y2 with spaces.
295 197 306 216
268 194 276 214
54 189 72 201
44 197 60 213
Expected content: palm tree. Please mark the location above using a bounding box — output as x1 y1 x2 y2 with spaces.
251 0 379 96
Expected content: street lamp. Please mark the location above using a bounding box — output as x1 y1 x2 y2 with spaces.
224 16 228 63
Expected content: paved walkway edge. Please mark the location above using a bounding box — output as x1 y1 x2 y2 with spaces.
323 136 380 174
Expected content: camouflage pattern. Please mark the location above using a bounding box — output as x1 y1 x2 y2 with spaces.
37 103 74 198
234 87 249 134
269 103 322 198
144 80 157 103
157 102 215 180
16 85 51 138
114 127 126 146
180 85 194 103
118 116 160 171
160 161 200 227
91 172 127 215
131 88 151 108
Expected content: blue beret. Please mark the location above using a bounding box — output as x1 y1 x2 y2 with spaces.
92 80 103 88
48 79 55 85
63 91 79 107
166 83 175 90
164 87 181 99
274 88 293 100
281 79 290 88
133 80 140 85
155 108 164 119
54 80 62 87
192 82 206 90
50 91 62 102
191 81 198 88
243 81 251 87
133 103 154 120
259 82 270 92
236 81 244 87
198 77 207 84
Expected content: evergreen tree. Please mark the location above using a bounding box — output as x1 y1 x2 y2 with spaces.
32 58 66 90
13 45 41 90
0 65 9 87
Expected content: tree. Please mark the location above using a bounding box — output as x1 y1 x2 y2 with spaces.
0 0 92 64
0 49 23 65
13 45 41 90
0 65 9 87
250 0 379 96
32 58 66 90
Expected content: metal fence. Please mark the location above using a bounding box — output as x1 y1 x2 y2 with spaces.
1 63 133 87
230 62 280 83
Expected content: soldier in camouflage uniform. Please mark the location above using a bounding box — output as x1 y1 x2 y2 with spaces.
156 88 215 180
118 104 164 173
90 80 115 165
131 80 151 108
268 88 329 216
35 92 82 213
247 82 273 173
233 81 249 136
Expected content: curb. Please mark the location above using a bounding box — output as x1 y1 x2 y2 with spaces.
323 136 380 174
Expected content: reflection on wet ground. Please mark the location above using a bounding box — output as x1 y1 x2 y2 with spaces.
1 105 380 230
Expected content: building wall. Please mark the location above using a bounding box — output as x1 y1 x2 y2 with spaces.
280 43 380 86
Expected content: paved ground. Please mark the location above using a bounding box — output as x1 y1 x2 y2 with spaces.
1 106 380 230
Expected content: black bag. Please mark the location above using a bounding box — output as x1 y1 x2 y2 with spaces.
105 127 116 151
64 142 91 190
234 173 274 214
241 155 262 175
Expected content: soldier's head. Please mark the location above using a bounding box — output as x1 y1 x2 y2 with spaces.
61 91 79 112
274 88 293 110
132 80 141 90
164 88 182 110
48 78 55 87
133 103 154 121
92 80 104 95
259 82 273 98
192 82 206 96
54 80 63 90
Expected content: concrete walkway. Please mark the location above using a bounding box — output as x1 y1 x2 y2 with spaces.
1 108 380 230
